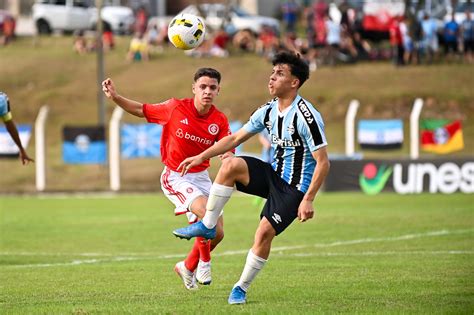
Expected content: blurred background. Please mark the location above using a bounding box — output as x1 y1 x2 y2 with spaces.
0 0 473 193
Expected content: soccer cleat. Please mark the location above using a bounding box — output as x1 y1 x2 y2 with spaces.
196 260 212 285
173 221 216 240
228 286 247 304
174 261 198 290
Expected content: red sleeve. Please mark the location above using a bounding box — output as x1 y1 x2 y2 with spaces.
142 98 178 125
217 113 236 154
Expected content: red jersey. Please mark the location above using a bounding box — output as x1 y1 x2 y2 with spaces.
143 98 231 172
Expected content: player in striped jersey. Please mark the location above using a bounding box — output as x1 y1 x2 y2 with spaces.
173 52 330 304
0 92 34 165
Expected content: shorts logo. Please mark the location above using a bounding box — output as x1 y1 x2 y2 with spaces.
186 187 193 193
176 128 184 138
208 124 219 135
271 213 282 224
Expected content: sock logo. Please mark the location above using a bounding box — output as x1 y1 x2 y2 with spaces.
359 163 393 195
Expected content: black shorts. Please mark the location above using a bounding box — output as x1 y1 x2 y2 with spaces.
236 156 304 235
464 40 474 53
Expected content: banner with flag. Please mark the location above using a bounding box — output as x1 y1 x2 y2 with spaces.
421 119 464 154
120 124 162 159
0 124 32 158
357 119 403 150
63 126 107 164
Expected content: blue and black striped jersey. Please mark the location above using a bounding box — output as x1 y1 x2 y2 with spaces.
243 95 327 193
0 92 12 122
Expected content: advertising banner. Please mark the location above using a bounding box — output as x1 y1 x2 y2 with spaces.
0 124 32 157
121 124 162 159
63 126 107 164
325 158 474 194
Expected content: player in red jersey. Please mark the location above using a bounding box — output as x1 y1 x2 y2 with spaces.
102 68 232 290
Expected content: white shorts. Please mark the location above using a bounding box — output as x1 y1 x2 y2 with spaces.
160 167 211 223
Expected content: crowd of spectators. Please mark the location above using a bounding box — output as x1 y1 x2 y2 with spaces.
30 1 474 68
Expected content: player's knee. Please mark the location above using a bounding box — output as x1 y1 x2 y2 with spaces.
220 157 244 176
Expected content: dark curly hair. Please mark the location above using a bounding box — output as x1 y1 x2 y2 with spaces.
272 52 309 88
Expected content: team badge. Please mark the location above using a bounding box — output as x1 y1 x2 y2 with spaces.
176 128 184 138
208 124 219 135
287 125 295 135
186 187 194 193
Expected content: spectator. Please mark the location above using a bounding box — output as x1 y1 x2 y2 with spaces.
410 15 424 64
145 23 165 53
421 13 439 64
0 14 15 46
281 0 299 34
461 11 474 63
443 13 460 61
232 29 256 53
102 23 115 52
134 6 148 35
256 25 279 60
400 16 413 64
126 32 149 62
389 17 404 66
73 30 89 55
325 15 341 66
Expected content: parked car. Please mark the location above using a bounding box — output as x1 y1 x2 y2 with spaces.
32 0 134 35
0 10 16 37
180 3 280 35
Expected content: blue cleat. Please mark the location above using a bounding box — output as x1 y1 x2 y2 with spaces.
173 221 216 240
228 286 247 305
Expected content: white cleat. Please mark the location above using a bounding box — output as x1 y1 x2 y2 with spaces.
174 261 198 290
196 260 212 285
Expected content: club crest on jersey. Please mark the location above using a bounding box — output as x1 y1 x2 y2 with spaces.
265 120 272 131
208 124 219 135
176 128 184 138
186 187 194 193
287 125 295 135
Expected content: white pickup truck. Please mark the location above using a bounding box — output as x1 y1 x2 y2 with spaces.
32 0 134 35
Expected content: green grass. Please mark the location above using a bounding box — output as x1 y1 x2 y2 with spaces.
1 193 473 313
0 36 473 192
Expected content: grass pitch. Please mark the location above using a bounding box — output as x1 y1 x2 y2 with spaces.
1 192 473 314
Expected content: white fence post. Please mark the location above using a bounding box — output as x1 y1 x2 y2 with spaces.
345 99 360 157
410 98 424 160
109 107 124 191
35 105 49 192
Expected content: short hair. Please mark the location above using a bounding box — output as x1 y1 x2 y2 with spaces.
272 52 309 88
194 68 221 84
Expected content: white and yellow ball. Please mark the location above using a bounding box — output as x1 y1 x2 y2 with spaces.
167 13 206 50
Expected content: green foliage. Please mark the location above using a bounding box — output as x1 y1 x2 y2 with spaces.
1 193 473 313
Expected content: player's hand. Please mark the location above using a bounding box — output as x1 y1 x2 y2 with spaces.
218 152 234 160
297 199 314 222
101 78 117 99
19 150 34 165
178 155 204 176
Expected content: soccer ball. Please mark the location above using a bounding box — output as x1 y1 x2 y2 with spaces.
167 13 206 50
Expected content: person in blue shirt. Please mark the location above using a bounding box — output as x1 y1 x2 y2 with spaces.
173 52 330 304
443 13 460 60
0 92 33 165
462 11 474 63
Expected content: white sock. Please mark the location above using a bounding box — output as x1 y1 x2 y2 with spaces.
234 250 267 292
202 183 233 229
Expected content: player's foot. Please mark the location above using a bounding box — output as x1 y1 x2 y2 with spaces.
228 286 247 304
196 260 212 285
173 221 216 240
174 261 198 290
